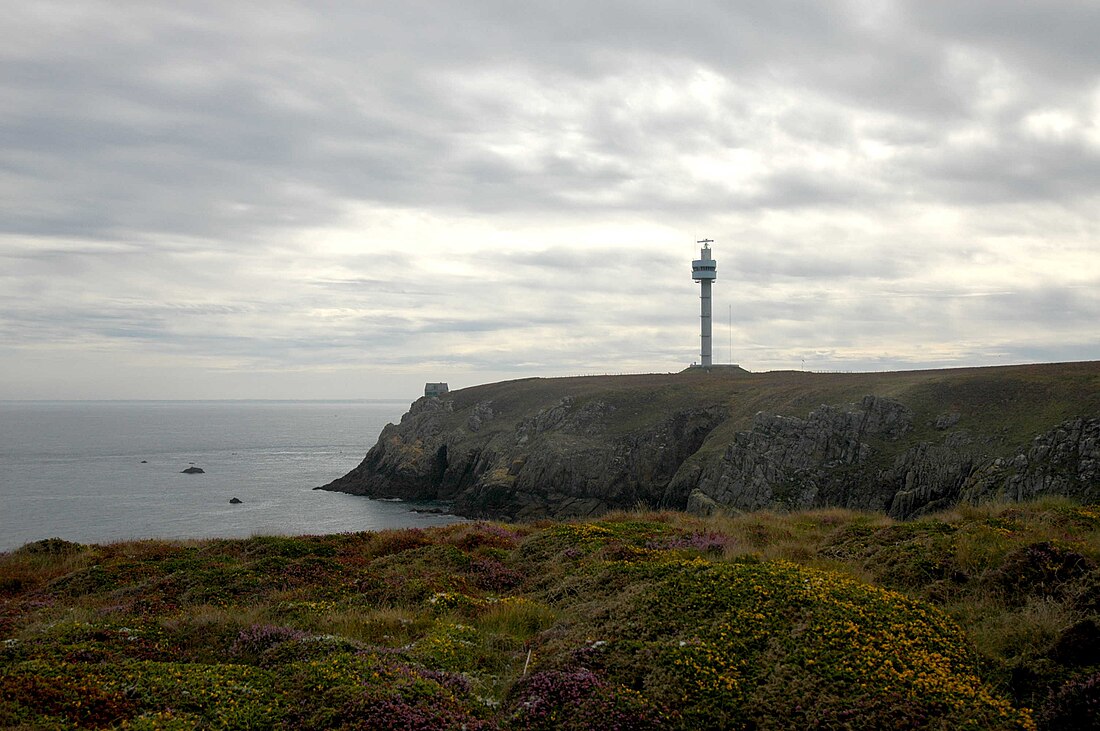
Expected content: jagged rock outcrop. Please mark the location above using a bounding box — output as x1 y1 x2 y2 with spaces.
322 387 728 520
679 400 1099 519
959 417 1100 506
680 396 916 514
882 418 1099 518
686 488 724 517
321 364 1100 520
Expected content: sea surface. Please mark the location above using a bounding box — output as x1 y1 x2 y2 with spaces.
0 400 463 552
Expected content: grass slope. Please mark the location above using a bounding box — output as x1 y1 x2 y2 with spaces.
4 499 1100 729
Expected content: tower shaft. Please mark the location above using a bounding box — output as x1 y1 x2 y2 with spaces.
700 279 712 366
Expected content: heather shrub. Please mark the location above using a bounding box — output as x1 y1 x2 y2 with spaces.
984 542 1095 605
1037 671 1100 730
469 556 525 591
645 531 733 555
283 654 490 730
502 668 664 730
229 623 308 663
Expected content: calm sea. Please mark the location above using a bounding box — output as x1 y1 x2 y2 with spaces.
0 400 463 552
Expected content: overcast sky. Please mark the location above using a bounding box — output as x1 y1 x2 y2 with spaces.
2 1 1098 399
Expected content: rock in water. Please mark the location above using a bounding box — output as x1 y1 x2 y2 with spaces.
181 466 205 474
229 497 242 504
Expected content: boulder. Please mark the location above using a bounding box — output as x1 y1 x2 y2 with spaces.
686 488 721 517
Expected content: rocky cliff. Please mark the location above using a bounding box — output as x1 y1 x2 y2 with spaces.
321 362 1100 519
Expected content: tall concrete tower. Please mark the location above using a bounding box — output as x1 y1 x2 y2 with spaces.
691 239 717 366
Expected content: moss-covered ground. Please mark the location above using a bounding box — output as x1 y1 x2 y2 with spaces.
3 498 1099 729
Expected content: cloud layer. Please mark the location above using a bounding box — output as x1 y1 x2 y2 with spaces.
2 1 1098 398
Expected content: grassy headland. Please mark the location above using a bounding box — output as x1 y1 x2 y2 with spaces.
2 499 1098 729
323 361 1100 520
445 361 1100 451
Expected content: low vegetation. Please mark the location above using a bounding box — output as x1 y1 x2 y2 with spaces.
2 498 1099 729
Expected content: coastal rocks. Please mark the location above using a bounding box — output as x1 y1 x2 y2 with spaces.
683 396 914 513
886 441 980 518
321 389 727 520
934 412 961 430
959 417 1100 506
466 401 495 432
686 488 723 517
229 497 243 504
322 395 455 502
688 406 1100 520
515 397 615 443
320 366 1100 521
493 406 725 520
181 466 205 474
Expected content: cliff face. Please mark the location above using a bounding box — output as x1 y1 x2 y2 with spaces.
676 395 916 514
674 396 1099 518
321 363 1100 519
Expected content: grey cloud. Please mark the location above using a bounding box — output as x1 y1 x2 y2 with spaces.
0 3 916 241
7 0 1096 243
918 136 1100 204
484 246 678 272
311 279 444 297
906 1 1100 88
971 285 1100 325
735 247 912 281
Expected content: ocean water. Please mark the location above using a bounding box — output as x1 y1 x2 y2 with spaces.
0 400 463 552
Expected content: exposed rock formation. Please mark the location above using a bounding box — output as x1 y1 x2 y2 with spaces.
323 388 727 520
959 417 1100 507
682 396 914 514
321 363 1100 520
680 397 1098 519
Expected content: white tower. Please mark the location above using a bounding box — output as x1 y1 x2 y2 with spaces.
691 239 717 366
